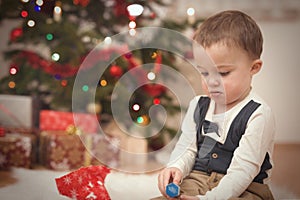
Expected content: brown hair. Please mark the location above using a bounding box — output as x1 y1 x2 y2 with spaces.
193 10 263 59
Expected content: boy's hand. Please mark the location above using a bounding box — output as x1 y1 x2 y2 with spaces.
158 167 183 198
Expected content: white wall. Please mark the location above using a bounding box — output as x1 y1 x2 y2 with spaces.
254 20 300 143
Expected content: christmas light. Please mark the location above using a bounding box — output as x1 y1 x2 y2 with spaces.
104 37 112 45
137 116 144 124
127 4 144 17
100 79 107 87
132 103 140 111
51 53 60 61
187 7 195 24
36 0 43 6
129 28 136 36
61 80 68 87
187 7 195 16
128 21 136 29
9 67 18 75
46 33 53 41
151 52 157 59
147 72 156 81
54 1 62 22
82 85 89 92
54 74 61 80
27 20 35 27
21 0 29 3
153 98 160 105
8 81 16 89
21 10 28 18
34 5 41 12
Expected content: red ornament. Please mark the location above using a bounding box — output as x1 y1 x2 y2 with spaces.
109 65 123 77
10 27 23 41
142 84 166 97
73 0 90 7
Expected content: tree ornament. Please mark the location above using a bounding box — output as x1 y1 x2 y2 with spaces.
142 84 166 97
10 27 23 41
73 0 90 7
109 65 123 77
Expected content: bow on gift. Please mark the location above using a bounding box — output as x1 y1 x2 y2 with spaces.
203 120 220 137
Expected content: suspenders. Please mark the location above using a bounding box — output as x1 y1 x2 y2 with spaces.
193 97 271 183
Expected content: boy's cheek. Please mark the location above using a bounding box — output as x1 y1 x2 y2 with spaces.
201 80 209 95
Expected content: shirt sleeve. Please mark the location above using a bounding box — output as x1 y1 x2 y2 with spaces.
197 105 276 200
167 97 199 177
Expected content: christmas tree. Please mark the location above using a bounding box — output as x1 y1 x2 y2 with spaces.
0 0 202 150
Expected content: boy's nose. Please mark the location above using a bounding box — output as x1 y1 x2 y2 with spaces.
206 75 221 87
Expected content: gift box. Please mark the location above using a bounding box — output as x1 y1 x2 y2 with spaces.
40 110 99 134
0 94 39 130
39 131 86 170
0 133 36 169
39 131 120 170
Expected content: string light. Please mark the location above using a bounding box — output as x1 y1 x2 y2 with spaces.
147 72 156 81
127 4 144 17
34 5 41 12
27 20 35 27
100 79 107 87
128 21 136 29
151 52 157 59
53 1 62 22
36 0 43 6
82 85 89 92
9 66 18 75
137 116 144 124
54 74 61 80
61 80 68 87
46 33 53 41
104 37 112 45
21 10 28 18
132 103 140 111
187 7 195 24
129 28 136 36
153 98 160 105
8 81 16 89
51 53 60 61
187 7 195 16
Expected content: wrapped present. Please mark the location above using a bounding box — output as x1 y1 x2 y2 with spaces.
0 94 39 130
55 165 111 200
39 131 86 170
40 110 99 133
39 131 120 170
0 133 36 169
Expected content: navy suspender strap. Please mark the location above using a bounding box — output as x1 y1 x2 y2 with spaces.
193 97 211 147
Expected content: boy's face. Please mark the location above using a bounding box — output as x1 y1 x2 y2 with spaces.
193 42 261 111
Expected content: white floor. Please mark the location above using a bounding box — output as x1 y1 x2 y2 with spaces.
0 168 299 200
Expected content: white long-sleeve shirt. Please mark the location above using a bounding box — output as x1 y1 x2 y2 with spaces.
167 91 275 200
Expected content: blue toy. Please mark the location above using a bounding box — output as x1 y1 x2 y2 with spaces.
166 183 180 198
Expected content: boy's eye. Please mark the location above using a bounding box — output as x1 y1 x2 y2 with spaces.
200 72 209 77
219 71 230 76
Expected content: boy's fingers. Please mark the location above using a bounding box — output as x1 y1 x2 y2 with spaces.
158 169 171 196
172 170 182 185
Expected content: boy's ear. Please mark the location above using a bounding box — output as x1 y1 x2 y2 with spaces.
250 59 262 75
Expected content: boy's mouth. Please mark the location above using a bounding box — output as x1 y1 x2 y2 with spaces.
209 91 222 97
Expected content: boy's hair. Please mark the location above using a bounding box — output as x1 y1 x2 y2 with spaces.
193 10 263 59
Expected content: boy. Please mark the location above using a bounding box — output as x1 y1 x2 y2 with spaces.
153 10 275 200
